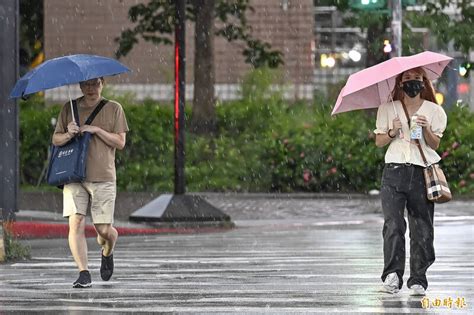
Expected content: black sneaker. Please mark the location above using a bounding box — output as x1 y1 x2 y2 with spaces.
100 251 114 281
73 270 92 288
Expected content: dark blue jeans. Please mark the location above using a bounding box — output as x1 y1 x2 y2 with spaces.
380 163 435 290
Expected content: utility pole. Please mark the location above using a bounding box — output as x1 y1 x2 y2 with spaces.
174 0 186 195
470 51 474 111
129 0 231 225
0 0 19 221
391 0 402 58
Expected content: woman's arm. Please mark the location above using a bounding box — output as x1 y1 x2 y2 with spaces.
52 121 79 146
375 117 402 147
417 115 441 150
422 127 441 149
80 125 126 150
52 132 73 146
375 131 396 147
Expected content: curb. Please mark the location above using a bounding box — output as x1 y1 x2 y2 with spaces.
7 221 234 240
0 222 5 262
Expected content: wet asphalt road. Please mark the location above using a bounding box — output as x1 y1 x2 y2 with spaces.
1 196 473 314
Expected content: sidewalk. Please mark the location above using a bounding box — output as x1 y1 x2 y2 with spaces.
10 193 474 239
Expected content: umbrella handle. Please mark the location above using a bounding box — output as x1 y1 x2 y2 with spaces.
391 103 404 139
388 87 404 139
67 85 76 125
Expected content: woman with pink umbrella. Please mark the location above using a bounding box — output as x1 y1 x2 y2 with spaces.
374 66 447 296
332 51 452 296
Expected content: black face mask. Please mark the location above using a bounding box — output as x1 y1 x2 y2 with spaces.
402 80 424 98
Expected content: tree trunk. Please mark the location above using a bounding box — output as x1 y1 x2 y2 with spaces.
190 0 216 135
365 18 389 67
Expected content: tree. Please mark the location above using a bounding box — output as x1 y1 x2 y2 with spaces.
330 1 391 66
345 11 390 66
331 0 474 66
115 0 284 135
410 0 474 55
19 0 44 75
193 0 216 135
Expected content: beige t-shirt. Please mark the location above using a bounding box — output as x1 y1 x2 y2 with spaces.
54 98 129 182
374 100 447 167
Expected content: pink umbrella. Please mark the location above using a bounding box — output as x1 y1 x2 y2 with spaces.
331 51 453 116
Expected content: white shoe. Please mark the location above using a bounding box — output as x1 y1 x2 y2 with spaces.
409 284 426 296
381 272 400 294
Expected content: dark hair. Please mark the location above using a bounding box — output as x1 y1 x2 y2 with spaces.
79 77 105 85
391 67 437 104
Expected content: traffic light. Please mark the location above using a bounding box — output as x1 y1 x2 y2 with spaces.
459 62 472 78
349 0 387 10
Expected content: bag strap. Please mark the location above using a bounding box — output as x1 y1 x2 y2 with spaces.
72 98 109 127
84 98 108 125
400 100 429 166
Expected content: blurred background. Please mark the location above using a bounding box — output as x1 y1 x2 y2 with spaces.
18 0 473 107
9 0 474 197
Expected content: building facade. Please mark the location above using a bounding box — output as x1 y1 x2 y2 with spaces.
44 0 315 101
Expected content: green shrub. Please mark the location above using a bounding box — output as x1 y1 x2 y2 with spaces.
19 97 60 186
3 228 31 261
18 82 473 195
437 105 474 194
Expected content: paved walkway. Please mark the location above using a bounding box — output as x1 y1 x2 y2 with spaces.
1 196 473 313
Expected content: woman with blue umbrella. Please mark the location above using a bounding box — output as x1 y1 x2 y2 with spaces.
11 54 130 288
52 76 129 288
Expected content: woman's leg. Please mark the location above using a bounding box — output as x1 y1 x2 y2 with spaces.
68 214 88 271
95 223 117 281
381 184 408 288
95 224 118 256
380 164 409 288
88 181 117 256
406 167 435 290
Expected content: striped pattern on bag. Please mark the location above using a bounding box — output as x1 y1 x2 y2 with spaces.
423 164 452 203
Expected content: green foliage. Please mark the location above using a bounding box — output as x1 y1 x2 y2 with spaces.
115 0 283 68
19 0 43 72
414 0 474 55
19 98 60 186
264 104 383 192
115 103 175 191
328 0 474 64
3 229 31 261
436 104 474 194
19 86 473 195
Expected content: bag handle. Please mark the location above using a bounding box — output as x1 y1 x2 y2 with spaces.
71 98 109 127
400 100 429 166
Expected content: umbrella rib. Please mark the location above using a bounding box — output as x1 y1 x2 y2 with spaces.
383 79 389 104
424 67 442 78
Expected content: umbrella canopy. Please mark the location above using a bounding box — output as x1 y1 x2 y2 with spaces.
331 51 453 115
10 54 130 99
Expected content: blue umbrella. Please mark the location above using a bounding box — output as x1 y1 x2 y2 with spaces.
10 54 130 99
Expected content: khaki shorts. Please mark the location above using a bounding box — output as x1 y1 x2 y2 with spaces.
63 181 116 224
